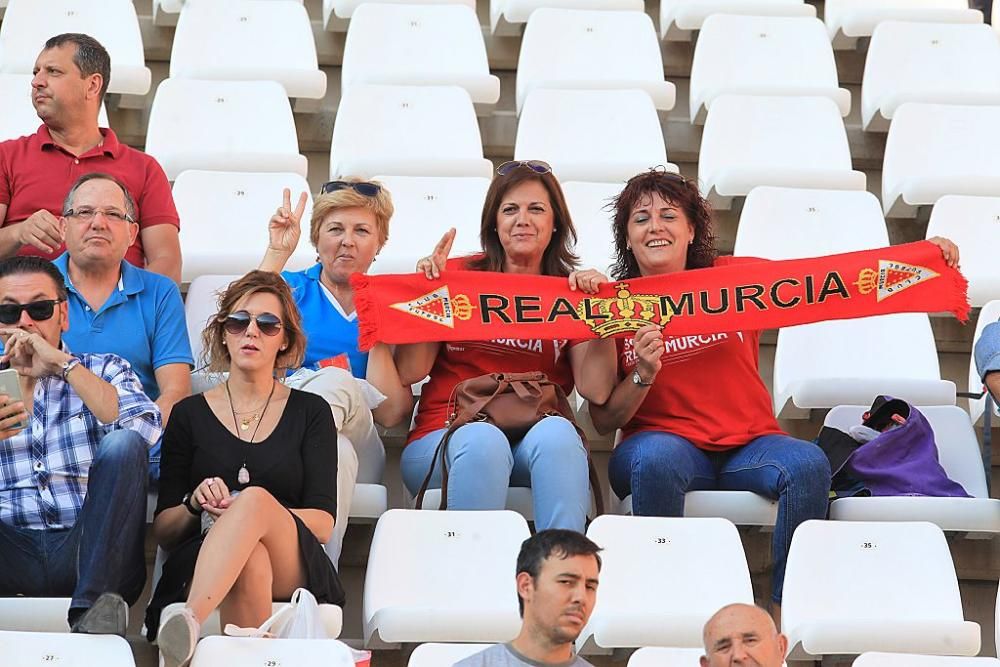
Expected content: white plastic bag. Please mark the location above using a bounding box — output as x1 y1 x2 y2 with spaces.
224 588 327 639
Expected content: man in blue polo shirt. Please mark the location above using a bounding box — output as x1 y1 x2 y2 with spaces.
54 172 191 477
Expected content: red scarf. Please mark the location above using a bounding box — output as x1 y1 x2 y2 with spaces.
352 241 969 350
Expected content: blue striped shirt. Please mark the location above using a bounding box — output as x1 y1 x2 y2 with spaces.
0 350 162 530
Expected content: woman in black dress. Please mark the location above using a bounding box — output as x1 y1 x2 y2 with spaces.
151 271 344 667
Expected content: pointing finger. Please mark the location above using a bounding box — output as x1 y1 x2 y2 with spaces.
294 192 308 220
282 188 291 211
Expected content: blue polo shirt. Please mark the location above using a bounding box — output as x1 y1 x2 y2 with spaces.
54 255 193 400
282 263 368 378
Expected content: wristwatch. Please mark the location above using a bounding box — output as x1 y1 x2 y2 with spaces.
182 492 202 516
61 357 81 381
632 369 655 387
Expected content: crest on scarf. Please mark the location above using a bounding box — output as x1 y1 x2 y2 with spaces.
390 286 474 328
578 283 674 337
855 260 939 302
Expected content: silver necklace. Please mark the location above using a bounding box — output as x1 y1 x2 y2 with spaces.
226 378 276 485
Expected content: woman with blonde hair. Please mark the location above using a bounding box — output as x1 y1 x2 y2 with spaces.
259 179 412 565
152 271 344 667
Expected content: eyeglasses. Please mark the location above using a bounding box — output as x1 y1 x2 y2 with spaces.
496 160 552 176
64 207 134 224
320 181 382 197
223 310 283 337
0 299 64 325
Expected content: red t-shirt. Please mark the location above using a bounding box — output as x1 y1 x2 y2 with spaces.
0 126 179 266
409 338 579 443
620 256 784 450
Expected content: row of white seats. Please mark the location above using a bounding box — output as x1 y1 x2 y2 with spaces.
359 512 984 659
147 0 990 44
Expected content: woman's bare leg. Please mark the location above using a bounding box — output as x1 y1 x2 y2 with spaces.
185 487 306 624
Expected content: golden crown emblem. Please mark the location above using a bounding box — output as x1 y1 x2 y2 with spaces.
578 283 673 338
452 293 475 321
855 268 878 295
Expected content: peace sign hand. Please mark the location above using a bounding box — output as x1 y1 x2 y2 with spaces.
416 228 457 280
267 188 308 256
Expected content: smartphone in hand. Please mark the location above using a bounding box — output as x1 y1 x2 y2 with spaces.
0 367 27 431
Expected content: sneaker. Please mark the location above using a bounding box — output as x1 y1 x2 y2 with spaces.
70 592 128 636
159 607 200 667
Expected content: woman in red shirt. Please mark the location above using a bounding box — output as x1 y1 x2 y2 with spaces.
396 161 614 533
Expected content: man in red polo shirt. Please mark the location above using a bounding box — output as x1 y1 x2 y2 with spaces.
0 33 181 283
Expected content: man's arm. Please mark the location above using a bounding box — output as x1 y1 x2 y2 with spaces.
0 205 65 259
153 362 191 427
141 224 182 284
65 360 123 424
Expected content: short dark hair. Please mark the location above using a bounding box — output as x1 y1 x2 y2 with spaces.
0 256 69 301
467 165 579 277
62 172 137 222
610 169 718 280
516 529 602 616
44 33 111 102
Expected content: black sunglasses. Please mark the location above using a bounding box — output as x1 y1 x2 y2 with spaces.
223 310 283 337
497 160 552 176
0 299 63 325
320 181 382 197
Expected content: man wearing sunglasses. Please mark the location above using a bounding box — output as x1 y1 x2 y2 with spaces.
53 173 192 480
0 33 181 283
0 256 162 635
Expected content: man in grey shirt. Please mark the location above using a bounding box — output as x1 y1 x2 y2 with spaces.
456 529 601 667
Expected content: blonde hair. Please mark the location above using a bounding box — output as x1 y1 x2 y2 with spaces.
309 177 393 249
201 271 306 373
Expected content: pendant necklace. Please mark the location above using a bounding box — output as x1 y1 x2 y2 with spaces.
226 378 276 485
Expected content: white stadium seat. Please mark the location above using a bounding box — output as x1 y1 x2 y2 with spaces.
734 187 889 260
154 0 306 26
172 171 316 283
824 0 983 50
612 489 778 527
323 0 475 32
578 516 754 651
410 487 537 519
342 5 499 110
967 300 1000 425
0 0 151 95
689 15 849 124
562 181 620 275
0 598 71 632
368 175 489 275
516 9 676 114
882 103 1000 218
0 74 109 142
773 314 956 419
926 195 1000 307
364 510 528 647
0 631 134 667
146 79 307 180
190 636 355 666
862 22 1000 132
169 0 326 100
628 647 706 666
824 405 1000 534
492 0 643 36
516 90 674 183
330 85 492 180
855 654 1000 667
185 274 239 370
408 643 493 666
698 95 865 210
782 520 980 659
660 0 814 41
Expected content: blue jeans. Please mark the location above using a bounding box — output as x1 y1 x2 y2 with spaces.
0 430 149 618
609 431 831 603
402 417 590 532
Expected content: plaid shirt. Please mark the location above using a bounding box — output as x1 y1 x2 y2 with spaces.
0 349 162 530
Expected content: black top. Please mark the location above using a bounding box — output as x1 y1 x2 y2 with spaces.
155 388 337 519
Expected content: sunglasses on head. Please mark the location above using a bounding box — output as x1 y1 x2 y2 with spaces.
0 299 63 325
223 310 283 337
320 181 382 197
496 160 552 176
